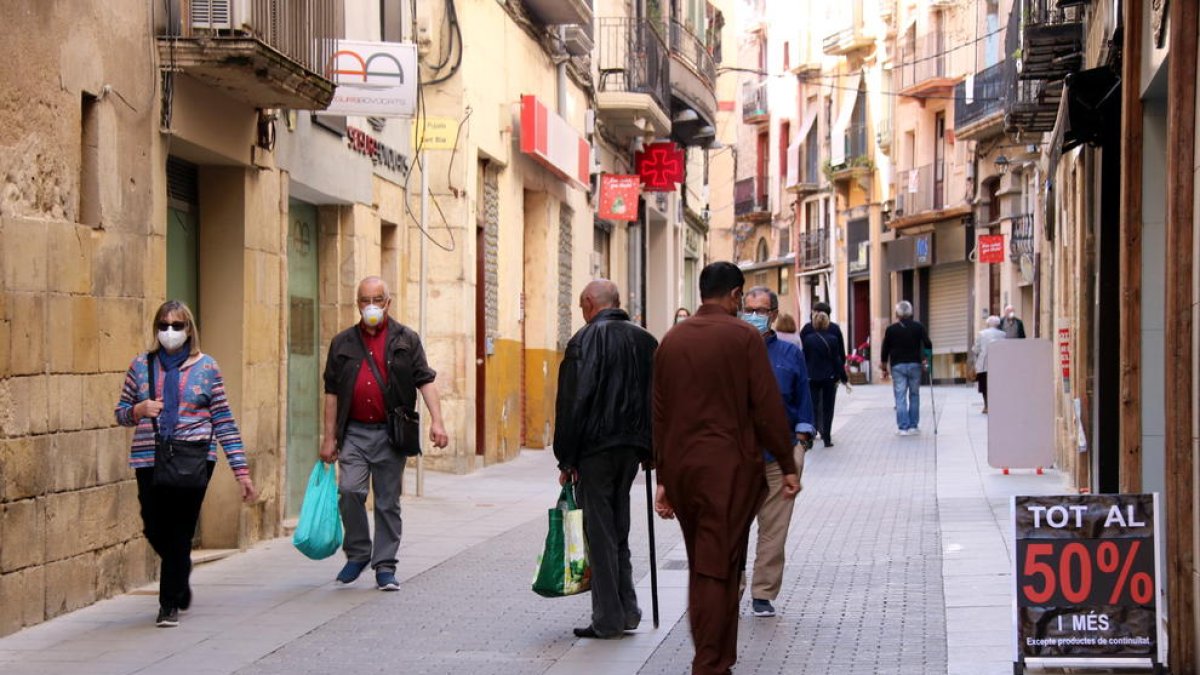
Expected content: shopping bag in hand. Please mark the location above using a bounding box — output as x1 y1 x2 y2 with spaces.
531 482 591 597
292 462 343 560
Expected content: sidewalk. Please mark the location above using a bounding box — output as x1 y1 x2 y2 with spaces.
0 383 1065 674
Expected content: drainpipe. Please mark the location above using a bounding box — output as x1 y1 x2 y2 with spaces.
557 27 568 115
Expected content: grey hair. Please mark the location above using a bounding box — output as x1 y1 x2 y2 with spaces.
895 300 914 318
986 315 1001 328
745 286 778 311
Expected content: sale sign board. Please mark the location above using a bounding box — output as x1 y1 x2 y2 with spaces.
979 235 1006 264
599 174 640 222
1013 494 1163 669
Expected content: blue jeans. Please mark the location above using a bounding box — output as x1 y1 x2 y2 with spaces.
891 363 922 430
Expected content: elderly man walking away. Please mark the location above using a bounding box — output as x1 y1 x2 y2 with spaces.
971 315 1007 413
740 286 814 619
879 300 932 436
653 262 799 675
320 276 449 591
553 280 658 640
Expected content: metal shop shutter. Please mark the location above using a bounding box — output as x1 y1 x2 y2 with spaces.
928 263 969 354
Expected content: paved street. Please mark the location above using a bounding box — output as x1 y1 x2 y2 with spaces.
0 384 1064 674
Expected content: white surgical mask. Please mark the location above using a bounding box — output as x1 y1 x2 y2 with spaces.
157 328 188 352
362 304 386 327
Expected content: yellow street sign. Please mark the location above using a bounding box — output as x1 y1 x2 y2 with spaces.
412 117 459 150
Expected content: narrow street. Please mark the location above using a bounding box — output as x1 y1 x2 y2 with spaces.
0 384 1061 674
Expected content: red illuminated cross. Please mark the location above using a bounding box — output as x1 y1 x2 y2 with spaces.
636 142 685 192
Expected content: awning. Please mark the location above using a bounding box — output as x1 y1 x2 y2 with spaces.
786 139 802 187
797 104 819 141
830 78 861 167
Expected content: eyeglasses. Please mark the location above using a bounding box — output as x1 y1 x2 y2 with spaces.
741 307 774 317
157 321 187 331
357 295 387 305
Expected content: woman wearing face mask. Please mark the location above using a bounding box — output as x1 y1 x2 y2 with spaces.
801 311 847 447
674 307 691 324
114 300 257 628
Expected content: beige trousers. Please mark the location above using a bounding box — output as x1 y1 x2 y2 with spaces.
749 448 802 601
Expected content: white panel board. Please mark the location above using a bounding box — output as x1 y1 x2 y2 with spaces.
987 339 1055 469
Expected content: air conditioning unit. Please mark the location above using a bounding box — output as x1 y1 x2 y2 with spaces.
562 25 594 57
192 0 248 31
893 193 906 217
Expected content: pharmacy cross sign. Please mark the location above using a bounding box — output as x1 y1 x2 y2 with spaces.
636 142 685 192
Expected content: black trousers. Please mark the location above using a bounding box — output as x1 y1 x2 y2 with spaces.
135 463 214 610
576 446 642 637
809 379 839 444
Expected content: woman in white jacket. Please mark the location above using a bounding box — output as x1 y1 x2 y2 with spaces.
971 316 1007 413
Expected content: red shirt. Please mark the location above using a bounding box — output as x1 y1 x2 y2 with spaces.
349 318 389 423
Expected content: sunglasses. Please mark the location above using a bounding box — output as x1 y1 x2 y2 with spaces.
157 321 188 331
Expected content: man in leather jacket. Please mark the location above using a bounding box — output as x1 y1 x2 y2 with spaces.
553 279 658 639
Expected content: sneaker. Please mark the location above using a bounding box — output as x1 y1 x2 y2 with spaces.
906 428 919 436
336 560 369 584
751 599 776 617
895 429 907 436
376 570 400 591
155 607 179 628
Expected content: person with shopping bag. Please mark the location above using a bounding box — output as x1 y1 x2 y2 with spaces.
114 300 258 628
292 462 343 559
552 279 658 639
319 276 449 591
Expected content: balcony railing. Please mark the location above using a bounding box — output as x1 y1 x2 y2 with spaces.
742 78 768 122
735 177 769 217
183 0 339 79
1005 78 1064 133
595 18 671 115
799 227 830 270
1010 214 1035 260
840 123 869 165
669 20 717 87
896 33 952 92
954 60 1010 133
894 163 946 216
1018 0 1083 81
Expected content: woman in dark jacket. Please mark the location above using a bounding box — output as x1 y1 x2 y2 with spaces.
801 311 847 447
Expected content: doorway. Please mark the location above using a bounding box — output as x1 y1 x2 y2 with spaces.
286 199 320 518
166 157 199 312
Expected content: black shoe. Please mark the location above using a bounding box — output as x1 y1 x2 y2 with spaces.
177 586 192 612
624 612 642 632
155 607 179 628
823 440 834 448
573 626 622 640
336 560 369 584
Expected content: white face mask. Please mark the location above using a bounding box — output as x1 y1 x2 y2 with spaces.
362 304 386 327
157 327 188 352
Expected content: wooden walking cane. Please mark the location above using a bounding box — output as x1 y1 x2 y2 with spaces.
644 464 660 628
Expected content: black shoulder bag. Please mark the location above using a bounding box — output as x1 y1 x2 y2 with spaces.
148 353 213 489
355 330 422 457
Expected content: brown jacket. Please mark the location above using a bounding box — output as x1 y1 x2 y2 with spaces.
652 304 795 579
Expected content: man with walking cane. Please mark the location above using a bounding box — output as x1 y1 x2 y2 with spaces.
553 280 658 639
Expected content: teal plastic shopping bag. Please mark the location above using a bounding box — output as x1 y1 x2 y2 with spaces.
292 462 343 560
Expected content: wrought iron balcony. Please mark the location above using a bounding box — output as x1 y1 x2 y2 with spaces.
158 0 341 110
667 20 717 145
1018 0 1083 82
1010 213 1036 261
893 163 946 217
734 177 770 220
594 18 671 139
799 227 831 271
954 60 1011 139
742 78 769 123
896 33 959 96
668 21 717 88
1005 78 1064 134
822 0 872 55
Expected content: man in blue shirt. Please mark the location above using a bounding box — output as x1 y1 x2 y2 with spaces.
740 287 815 618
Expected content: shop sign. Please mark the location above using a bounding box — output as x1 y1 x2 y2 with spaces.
322 40 418 117
347 126 408 173
635 142 685 192
1058 327 1071 388
598 174 640 221
1013 494 1163 669
914 233 932 266
979 235 1006 264
519 95 590 190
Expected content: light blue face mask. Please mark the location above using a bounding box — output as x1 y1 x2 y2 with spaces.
741 313 770 334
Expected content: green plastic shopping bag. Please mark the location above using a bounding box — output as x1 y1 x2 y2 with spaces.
292 462 343 560
532 482 591 597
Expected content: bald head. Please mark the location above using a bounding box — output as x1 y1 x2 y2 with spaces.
580 279 621 323
357 276 390 300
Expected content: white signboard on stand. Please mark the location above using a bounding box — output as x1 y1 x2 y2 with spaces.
987 339 1055 469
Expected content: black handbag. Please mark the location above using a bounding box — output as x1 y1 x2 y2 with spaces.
355 329 422 457
148 353 212 489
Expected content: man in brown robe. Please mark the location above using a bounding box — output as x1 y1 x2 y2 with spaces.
653 261 799 675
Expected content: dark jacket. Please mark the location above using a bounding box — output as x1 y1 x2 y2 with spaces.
799 320 845 353
880 319 932 366
553 308 658 470
1000 316 1026 339
802 328 848 383
323 318 436 448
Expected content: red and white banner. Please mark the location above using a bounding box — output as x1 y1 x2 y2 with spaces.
599 175 640 221
519 95 590 190
978 235 1005 264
